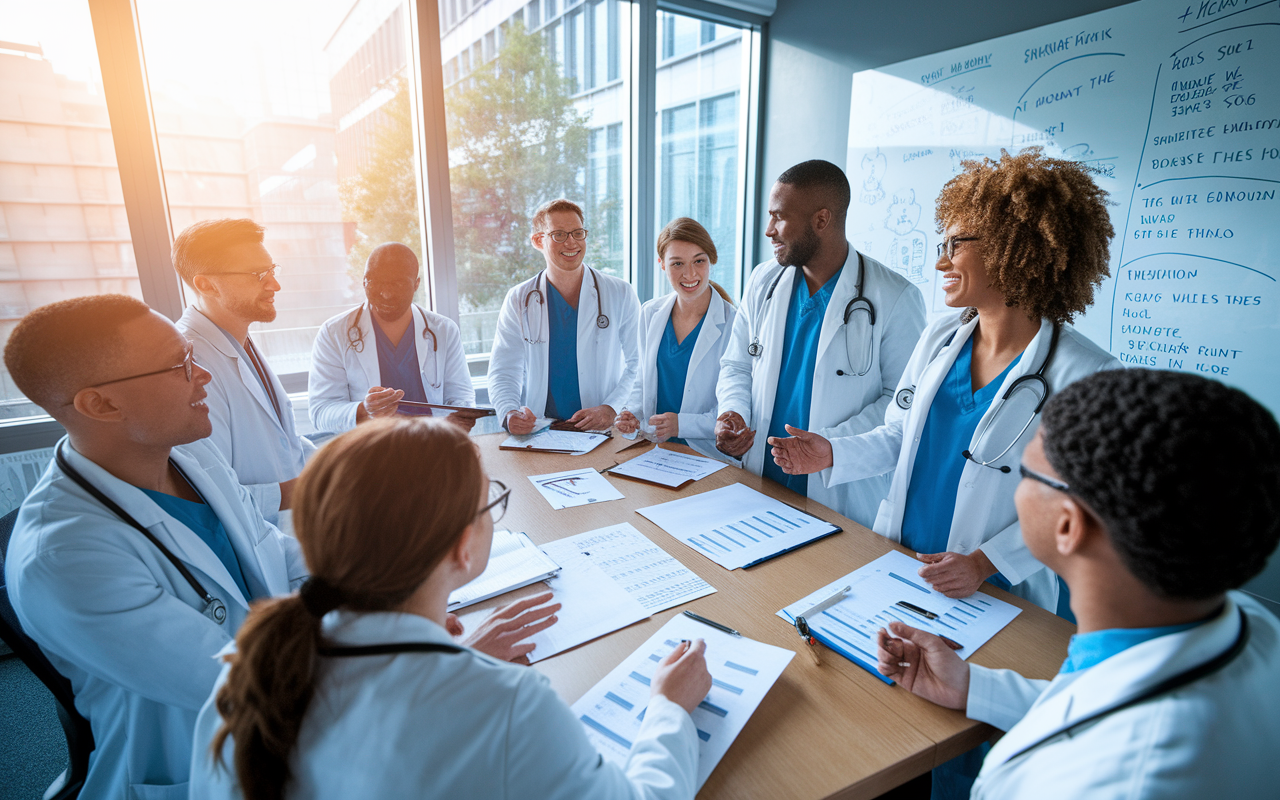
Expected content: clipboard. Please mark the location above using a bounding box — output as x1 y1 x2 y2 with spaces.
498 430 610 455
396 400 496 417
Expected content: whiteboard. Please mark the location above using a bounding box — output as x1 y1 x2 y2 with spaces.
846 0 1279 419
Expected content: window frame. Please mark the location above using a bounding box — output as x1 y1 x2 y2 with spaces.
0 0 767 452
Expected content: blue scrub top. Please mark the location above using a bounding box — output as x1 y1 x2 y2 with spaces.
1060 620 1205 674
900 337 1020 588
140 488 252 601
373 315 431 416
654 313 705 446
545 282 583 420
762 268 842 497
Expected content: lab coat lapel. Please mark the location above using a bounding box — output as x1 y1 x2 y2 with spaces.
748 267 795 468
905 317 975 447
965 318 1055 451
412 305 433 383
686 291 727 379
58 440 251 609
645 293 678 414
354 304 381 389
574 267 601 403
526 273 551 414
815 251 858 366
986 599 1243 770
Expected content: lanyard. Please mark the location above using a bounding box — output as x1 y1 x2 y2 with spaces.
317 642 466 657
53 442 228 625
244 336 283 424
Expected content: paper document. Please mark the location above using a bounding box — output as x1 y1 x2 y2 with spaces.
525 543 649 663
777 550 1022 683
447 530 561 612
552 523 715 612
501 429 608 455
608 447 728 488
529 468 624 510
572 613 793 789
636 483 841 570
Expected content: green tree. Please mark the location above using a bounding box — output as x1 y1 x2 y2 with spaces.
338 76 422 283
446 22 589 309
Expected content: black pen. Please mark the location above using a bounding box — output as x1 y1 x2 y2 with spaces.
895 600 938 620
683 610 741 637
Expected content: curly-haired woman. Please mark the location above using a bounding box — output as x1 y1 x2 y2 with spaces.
769 147 1118 615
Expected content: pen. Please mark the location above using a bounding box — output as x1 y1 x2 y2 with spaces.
798 585 851 620
895 600 938 620
682 610 741 637
794 616 822 665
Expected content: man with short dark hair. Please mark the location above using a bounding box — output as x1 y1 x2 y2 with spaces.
716 160 926 525
488 198 640 434
3 295 307 799
173 218 314 523
877 368 1280 798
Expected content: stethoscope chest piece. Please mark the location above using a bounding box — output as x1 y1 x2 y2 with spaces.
747 341 763 357
895 387 914 409
596 313 609 329
205 599 228 625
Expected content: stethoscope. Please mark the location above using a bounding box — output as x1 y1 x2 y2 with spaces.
54 442 229 626
747 253 876 377
1002 606 1248 764
521 268 609 344
346 303 440 388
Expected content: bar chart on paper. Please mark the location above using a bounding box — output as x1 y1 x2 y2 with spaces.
636 483 841 570
778 551 1022 683
572 614 793 789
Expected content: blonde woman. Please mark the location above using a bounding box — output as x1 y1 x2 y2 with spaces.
615 218 737 459
190 418 710 800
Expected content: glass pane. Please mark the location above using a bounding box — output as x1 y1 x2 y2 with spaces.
443 1 632 357
135 0 422 377
654 12 747 298
1 1 140 420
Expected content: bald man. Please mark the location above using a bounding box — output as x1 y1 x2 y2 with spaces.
3 295 308 799
308 242 478 433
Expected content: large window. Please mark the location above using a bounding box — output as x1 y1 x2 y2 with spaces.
134 0 422 377
442 0 633 357
654 10 751 297
1 1 139 420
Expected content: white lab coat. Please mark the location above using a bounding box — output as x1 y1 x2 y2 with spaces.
4 436 307 800
716 250 926 528
307 302 476 433
967 593 1280 798
177 307 316 523
190 610 698 800
487 266 641 422
824 313 1118 610
628 291 737 460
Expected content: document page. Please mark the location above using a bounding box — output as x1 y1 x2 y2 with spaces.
525 545 649 663
553 523 716 612
501 429 608 455
446 530 561 612
608 447 729 488
572 613 794 790
777 550 1022 682
636 483 841 570
528 467 624 510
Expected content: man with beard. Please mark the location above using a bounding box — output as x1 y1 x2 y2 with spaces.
308 242 478 434
715 161 925 527
174 218 314 524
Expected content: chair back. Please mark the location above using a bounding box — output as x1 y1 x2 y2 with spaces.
0 507 94 800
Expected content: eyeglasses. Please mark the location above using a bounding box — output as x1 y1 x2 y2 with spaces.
1018 464 1071 494
540 228 589 243
478 479 511 524
210 264 281 283
936 236 980 260
65 342 197 405
363 277 417 294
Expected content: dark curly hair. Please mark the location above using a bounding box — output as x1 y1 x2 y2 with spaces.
935 147 1113 323
1040 369 1280 600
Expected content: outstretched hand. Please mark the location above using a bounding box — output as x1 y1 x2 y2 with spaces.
457 591 560 663
876 621 969 710
768 425 834 474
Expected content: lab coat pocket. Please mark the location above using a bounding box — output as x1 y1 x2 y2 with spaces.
128 781 189 800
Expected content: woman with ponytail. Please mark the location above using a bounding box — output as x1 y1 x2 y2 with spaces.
615 218 738 460
189 417 711 800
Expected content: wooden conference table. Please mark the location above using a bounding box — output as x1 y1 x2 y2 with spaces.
462 432 1075 800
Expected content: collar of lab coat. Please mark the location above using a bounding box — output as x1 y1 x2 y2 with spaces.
182 307 284 426
54 437 256 609
814 249 863 365
642 289 729 407
984 596 1244 770
321 609 459 650
350 303 435 390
